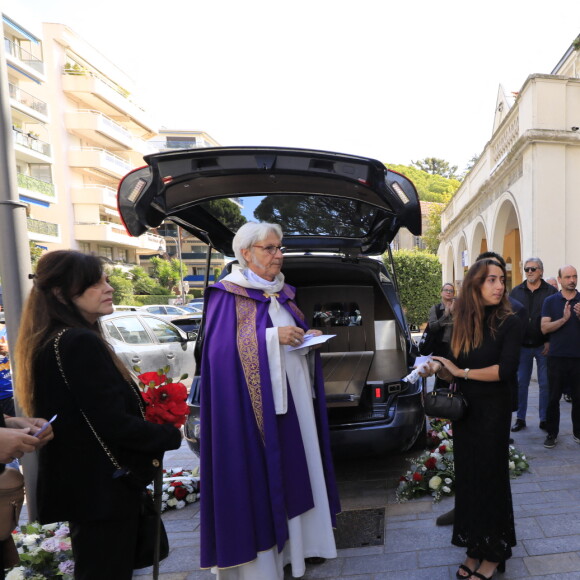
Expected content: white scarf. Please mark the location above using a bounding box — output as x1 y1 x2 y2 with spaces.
222 267 289 414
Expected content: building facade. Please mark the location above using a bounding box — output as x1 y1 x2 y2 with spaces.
3 9 165 266
439 36 580 290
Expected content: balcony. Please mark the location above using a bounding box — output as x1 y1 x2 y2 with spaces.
27 218 59 242
74 222 164 251
17 173 55 202
65 110 133 149
4 37 45 81
69 147 133 179
62 70 156 134
9 83 48 123
71 184 118 209
12 128 51 162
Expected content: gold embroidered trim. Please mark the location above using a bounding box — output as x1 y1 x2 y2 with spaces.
283 284 295 300
221 280 250 297
234 293 265 444
287 299 305 322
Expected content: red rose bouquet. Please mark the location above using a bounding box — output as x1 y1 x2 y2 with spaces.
135 366 190 428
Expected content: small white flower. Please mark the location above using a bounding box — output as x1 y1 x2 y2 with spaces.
23 534 40 547
176 500 186 509
444 478 452 484
162 493 170 501
186 493 197 502
442 486 451 493
167 498 178 507
6 567 26 580
509 461 515 470
41 523 59 531
428 476 442 490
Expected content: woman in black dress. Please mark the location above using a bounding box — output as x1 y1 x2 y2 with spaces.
424 258 522 579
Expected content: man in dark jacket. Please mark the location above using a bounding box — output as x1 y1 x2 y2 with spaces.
510 257 557 432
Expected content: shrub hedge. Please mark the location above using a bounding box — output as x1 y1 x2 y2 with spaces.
116 288 205 306
387 249 442 328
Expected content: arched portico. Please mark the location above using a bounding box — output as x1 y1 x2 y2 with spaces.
455 235 468 289
491 198 522 291
470 221 489 264
443 243 455 286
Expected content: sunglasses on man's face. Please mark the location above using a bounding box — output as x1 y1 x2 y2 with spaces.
524 267 539 273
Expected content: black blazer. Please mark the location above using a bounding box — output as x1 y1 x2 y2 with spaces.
34 327 181 524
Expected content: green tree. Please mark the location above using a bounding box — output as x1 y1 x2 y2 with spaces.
108 267 134 304
130 265 158 295
200 199 247 230
386 164 460 203
150 256 184 291
387 249 441 327
461 153 481 179
411 157 459 180
423 203 445 254
29 242 43 270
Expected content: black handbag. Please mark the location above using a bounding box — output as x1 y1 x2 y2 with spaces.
134 491 170 569
423 383 468 421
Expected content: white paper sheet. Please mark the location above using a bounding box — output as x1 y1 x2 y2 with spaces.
288 333 336 351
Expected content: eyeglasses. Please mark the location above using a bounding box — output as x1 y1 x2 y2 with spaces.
253 245 286 255
524 267 539 273
442 289 454 293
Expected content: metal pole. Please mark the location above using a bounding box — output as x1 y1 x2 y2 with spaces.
176 227 185 305
0 8 37 520
166 231 185 305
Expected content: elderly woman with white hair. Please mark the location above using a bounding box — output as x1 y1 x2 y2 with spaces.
199 222 340 579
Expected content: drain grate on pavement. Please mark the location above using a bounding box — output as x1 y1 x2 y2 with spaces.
333 508 385 549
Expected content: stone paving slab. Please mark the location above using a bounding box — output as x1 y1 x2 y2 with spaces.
133 373 580 579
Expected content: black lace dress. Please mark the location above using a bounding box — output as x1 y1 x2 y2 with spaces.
450 309 522 563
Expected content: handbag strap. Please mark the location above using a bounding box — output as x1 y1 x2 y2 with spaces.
54 329 122 471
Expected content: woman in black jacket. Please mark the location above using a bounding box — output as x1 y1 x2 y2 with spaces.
14 250 182 580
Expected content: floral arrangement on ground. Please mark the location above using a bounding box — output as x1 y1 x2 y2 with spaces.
6 469 199 578
396 418 530 502
148 466 200 512
7 522 74 580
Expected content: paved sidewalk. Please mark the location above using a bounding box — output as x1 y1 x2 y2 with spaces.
135 374 580 579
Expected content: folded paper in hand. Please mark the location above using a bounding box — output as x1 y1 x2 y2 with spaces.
288 334 336 351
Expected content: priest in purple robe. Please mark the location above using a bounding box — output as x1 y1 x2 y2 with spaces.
199 221 340 579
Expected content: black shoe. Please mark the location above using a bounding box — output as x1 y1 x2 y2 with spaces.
511 419 526 432
509 438 514 444
436 508 455 526
305 557 326 565
539 421 547 431
544 435 557 449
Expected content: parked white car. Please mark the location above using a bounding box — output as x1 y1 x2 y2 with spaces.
100 312 196 388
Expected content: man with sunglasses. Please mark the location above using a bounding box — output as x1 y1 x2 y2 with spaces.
510 258 557 434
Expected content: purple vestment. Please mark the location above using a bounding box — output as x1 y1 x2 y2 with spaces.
199 281 340 570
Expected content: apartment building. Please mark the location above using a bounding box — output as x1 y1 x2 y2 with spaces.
143 129 229 290
42 22 164 264
3 9 165 265
3 13 57 249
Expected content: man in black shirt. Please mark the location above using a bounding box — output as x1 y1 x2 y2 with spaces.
510 257 557 432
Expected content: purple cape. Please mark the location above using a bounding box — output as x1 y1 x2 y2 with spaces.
199 281 340 570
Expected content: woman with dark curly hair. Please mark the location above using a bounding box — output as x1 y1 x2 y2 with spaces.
14 250 182 580
422 258 522 579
